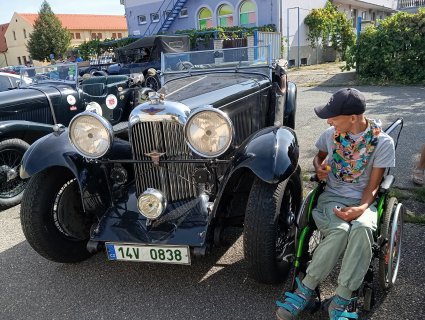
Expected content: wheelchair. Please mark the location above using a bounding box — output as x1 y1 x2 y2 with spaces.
290 118 405 313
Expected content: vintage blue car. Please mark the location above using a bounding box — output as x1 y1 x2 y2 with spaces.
20 46 300 284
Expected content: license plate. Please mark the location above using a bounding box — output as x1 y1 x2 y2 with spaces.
105 243 191 265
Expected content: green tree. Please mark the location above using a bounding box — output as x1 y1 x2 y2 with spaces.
26 1 71 62
304 1 355 60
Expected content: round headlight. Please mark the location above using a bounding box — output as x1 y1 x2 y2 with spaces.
69 112 113 158
137 188 167 220
184 108 233 157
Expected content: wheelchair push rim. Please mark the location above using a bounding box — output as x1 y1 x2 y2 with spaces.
380 199 404 289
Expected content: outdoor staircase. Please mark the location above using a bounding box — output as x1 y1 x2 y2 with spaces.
142 0 188 37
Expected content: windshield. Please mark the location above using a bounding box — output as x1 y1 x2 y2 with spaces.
161 46 271 82
19 63 78 87
161 45 272 82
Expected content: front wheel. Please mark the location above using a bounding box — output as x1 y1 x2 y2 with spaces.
0 139 30 210
144 75 160 91
244 172 302 284
20 168 95 262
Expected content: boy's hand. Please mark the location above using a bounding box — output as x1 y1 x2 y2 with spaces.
316 164 330 181
333 206 365 222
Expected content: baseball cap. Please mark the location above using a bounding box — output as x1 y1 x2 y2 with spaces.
314 88 366 119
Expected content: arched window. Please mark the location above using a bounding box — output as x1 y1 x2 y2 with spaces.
239 0 256 27
198 7 213 29
218 4 233 27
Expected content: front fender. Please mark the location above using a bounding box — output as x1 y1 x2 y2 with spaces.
284 82 297 129
231 126 299 184
20 130 133 217
0 120 54 143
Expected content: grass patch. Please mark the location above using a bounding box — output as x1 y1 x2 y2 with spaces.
412 187 425 203
404 214 425 225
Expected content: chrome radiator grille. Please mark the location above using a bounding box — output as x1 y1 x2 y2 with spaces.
131 121 197 201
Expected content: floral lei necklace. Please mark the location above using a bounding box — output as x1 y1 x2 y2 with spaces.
331 118 381 183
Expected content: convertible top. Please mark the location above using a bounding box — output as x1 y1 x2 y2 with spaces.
116 35 190 63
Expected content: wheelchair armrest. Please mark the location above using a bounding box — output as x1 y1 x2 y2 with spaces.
379 174 395 193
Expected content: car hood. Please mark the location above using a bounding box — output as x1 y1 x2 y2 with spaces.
160 73 270 109
0 85 64 111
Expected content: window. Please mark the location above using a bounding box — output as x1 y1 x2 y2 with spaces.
76 33 81 39
151 12 160 22
118 33 122 38
112 33 117 39
361 11 367 20
0 75 12 91
70 33 75 39
17 57 22 65
23 56 27 65
13 31 16 40
372 12 376 21
218 4 233 27
179 8 188 18
138 15 147 24
91 33 97 40
239 1 256 27
97 33 103 39
164 10 172 20
23 29 27 38
352 9 358 28
198 7 213 30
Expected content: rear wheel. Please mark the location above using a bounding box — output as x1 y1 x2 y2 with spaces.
20 168 94 262
244 172 302 284
378 197 403 290
0 139 30 210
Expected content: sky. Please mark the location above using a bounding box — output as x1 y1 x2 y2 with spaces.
0 0 126 24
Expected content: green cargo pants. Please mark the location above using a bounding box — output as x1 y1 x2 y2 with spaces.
302 191 377 300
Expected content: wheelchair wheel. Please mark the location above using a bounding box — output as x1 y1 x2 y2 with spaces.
378 197 404 290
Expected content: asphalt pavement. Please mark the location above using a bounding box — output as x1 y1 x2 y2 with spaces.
1 85 425 319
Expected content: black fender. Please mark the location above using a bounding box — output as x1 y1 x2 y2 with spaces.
284 82 297 129
20 130 133 216
0 120 54 144
211 126 299 220
229 126 299 184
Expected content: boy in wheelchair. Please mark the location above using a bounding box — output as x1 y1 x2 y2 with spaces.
276 88 395 320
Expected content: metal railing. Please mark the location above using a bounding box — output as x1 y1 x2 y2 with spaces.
398 0 425 8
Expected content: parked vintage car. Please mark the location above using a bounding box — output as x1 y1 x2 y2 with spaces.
106 35 190 91
0 63 145 209
20 46 300 284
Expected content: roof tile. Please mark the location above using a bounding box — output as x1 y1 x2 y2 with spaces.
19 13 127 31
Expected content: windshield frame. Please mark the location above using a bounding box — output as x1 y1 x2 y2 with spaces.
19 63 79 88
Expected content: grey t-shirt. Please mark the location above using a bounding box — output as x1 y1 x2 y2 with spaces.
316 125 395 199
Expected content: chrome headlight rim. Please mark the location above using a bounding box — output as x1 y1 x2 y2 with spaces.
68 111 114 159
137 188 167 220
183 107 234 158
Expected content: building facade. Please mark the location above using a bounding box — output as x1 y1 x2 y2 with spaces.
122 0 397 65
3 12 128 66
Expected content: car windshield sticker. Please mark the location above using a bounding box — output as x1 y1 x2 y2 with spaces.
106 94 118 109
86 101 103 116
67 95 76 105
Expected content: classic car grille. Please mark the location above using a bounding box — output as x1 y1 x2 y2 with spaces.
0 107 53 124
131 121 197 202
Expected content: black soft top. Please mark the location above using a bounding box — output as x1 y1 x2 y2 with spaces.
116 35 190 62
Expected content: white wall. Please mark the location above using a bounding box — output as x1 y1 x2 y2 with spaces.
281 0 328 48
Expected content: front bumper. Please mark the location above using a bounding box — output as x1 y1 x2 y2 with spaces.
90 184 210 248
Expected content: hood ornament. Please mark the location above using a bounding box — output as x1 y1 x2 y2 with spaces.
141 106 165 115
148 91 165 104
145 150 165 166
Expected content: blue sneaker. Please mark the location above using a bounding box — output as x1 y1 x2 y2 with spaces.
328 295 358 320
275 277 315 320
